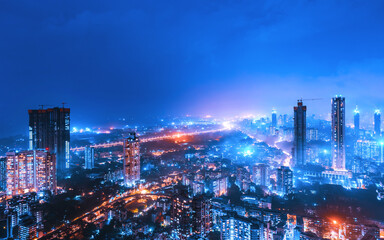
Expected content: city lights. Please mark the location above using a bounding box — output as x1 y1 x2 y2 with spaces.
1 1 384 239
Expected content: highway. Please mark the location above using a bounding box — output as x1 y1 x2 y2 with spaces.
40 127 229 238
39 185 170 240
70 127 228 151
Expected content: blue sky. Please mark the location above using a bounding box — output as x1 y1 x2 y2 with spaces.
1 0 384 135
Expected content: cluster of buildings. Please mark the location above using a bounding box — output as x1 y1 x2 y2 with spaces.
0 107 71 238
0 107 70 198
290 96 384 188
1 96 384 239
1 106 144 197
292 96 348 171
0 105 145 239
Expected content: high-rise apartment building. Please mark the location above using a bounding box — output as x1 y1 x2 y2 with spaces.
283 114 288 125
6 150 56 196
307 128 318 141
221 212 263 240
293 100 307 167
192 195 211 237
354 139 379 160
84 147 95 169
331 96 346 170
123 132 140 187
277 166 293 195
374 109 381 137
171 185 192 239
28 107 70 175
354 106 360 136
271 109 277 128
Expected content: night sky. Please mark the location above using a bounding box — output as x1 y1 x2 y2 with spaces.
1 0 384 136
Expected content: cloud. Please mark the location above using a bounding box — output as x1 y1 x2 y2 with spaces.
0 0 384 135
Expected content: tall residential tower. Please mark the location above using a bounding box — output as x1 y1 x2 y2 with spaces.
6 150 56 196
354 106 360 136
331 96 346 170
293 100 307 167
277 166 293 195
374 109 381 137
123 132 140 187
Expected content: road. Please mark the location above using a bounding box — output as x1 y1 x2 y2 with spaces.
39 186 169 239
38 175 176 240
70 127 228 151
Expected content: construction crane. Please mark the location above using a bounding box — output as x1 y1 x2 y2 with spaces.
300 98 324 102
38 104 52 109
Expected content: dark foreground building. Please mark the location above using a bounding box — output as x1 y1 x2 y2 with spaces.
28 107 70 176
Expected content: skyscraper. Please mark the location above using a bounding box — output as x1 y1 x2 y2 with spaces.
6 150 56 196
123 132 140 187
354 106 360 136
84 147 95 169
331 96 346 170
293 100 306 167
271 109 277 128
374 109 381 137
277 166 293 195
28 107 70 176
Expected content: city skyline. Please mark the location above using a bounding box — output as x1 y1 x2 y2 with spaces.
1 0 384 136
3 96 384 138
2 2 384 238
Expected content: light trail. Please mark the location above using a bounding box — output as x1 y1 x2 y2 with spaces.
39 190 169 239
70 128 228 151
39 173 179 240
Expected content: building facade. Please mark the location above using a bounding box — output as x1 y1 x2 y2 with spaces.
123 132 140 187
331 96 346 170
252 164 269 187
6 150 56 196
277 166 293 195
293 100 307 167
354 106 360 136
374 109 381 137
192 195 211 237
271 109 277 128
221 213 263 240
354 139 379 160
0 157 7 191
84 147 95 169
213 176 228 197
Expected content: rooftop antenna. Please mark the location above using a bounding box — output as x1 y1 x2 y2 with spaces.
62 102 67 108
